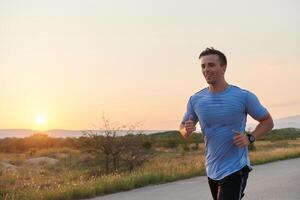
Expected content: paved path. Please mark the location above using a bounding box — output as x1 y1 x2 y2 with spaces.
86 158 300 200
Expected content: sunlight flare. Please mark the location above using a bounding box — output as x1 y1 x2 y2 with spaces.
35 115 46 125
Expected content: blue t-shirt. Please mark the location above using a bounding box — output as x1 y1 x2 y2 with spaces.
182 85 268 180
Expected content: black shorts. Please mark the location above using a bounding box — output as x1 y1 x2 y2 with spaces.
208 165 251 200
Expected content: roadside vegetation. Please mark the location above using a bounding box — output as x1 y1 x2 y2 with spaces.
1 124 300 200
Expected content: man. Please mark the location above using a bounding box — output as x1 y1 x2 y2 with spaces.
179 47 274 200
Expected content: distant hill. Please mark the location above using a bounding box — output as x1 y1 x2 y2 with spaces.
0 129 167 138
148 130 180 138
0 129 84 139
45 129 85 138
273 115 300 129
1 115 299 138
247 114 300 130
0 129 35 138
147 131 205 143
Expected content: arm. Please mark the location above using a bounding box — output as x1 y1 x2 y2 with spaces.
234 112 274 147
179 115 196 139
251 112 274 140
179 123 189 139
180 96 198 139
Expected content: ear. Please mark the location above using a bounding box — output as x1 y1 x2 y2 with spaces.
221 64 227 74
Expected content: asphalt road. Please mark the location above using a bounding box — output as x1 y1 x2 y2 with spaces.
85 158 300 200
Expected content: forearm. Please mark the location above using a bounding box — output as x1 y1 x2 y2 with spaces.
179 116 197 139
252 114 274 140
179 124 188 139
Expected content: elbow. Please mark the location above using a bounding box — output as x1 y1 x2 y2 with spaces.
269 119 274 131
264 112 274 132
267 116 274 132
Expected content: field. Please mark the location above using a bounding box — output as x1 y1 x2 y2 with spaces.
1 135 300 200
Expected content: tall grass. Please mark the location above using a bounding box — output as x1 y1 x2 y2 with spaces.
250 147 300 164
1 140 300 200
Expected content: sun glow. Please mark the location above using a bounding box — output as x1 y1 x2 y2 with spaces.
35 115 46 125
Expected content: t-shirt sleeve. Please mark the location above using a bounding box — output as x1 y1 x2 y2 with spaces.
181 96 199 124
246 91 268 120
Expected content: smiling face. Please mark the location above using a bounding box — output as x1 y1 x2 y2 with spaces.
200 54 226 85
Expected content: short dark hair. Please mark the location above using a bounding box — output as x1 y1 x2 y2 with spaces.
199 47 227 66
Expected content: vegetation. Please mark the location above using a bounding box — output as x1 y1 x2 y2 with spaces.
262 128 300 141
0 128 300 199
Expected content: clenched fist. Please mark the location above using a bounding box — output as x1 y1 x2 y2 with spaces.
181 115 196 139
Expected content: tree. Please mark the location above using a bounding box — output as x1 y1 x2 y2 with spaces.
120 134 152 171
79 115 150 173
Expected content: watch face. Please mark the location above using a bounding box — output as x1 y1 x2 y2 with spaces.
248 135 255 143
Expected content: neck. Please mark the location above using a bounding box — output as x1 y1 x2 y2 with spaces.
208 80 229 93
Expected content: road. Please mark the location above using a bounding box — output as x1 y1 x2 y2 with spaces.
85 158 300 200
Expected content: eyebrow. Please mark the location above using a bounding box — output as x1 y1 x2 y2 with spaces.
201 62 215 66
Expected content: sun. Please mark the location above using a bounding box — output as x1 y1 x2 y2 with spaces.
35 115 46 125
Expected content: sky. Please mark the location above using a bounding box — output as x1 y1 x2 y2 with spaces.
0 0 299 131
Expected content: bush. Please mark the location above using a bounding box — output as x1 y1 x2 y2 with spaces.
162 139 179 149
181 143 190 152
248 143 256 151
142 141 152 150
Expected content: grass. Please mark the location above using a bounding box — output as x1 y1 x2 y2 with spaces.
249 140 300 164
1 139 300 200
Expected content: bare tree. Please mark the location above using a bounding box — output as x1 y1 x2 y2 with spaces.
79 115 150 173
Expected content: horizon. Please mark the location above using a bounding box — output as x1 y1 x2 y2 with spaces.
1 0 300 131
0 114 299 132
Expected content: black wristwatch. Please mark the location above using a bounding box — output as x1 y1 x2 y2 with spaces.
246 133 256 144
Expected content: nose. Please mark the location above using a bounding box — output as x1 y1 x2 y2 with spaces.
203 65 210 73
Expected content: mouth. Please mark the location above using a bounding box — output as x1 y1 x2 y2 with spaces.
205 75 213 79
204 74 216 83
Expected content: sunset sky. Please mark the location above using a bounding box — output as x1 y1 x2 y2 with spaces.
0 0 299 131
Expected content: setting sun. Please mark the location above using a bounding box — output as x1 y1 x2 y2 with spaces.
35 115 46 125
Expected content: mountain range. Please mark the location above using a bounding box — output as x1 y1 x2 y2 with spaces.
247 114 300 130
0 115 299 138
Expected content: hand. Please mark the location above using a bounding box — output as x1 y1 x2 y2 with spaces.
233 130 249 148
183 115 196 138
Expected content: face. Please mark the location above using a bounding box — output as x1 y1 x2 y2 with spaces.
200 54 226 85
